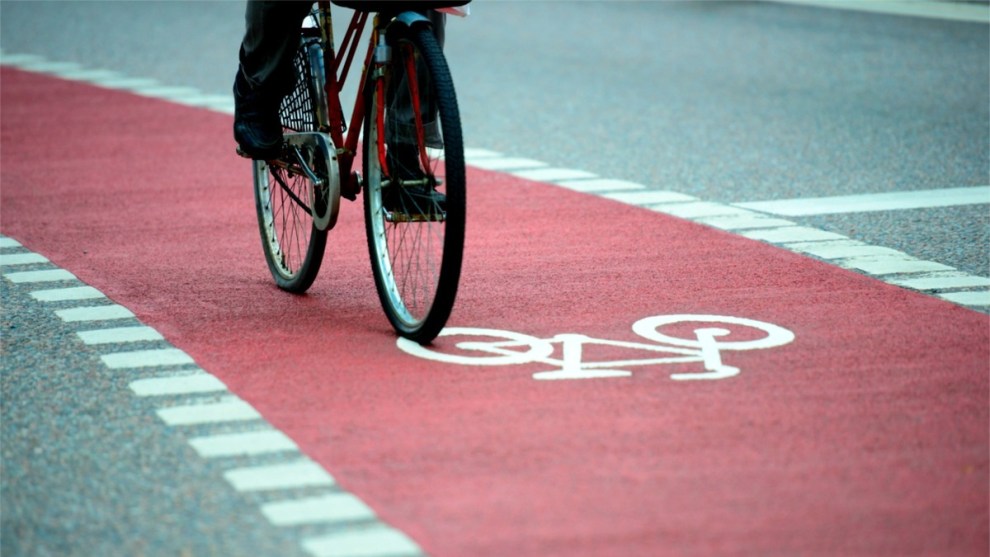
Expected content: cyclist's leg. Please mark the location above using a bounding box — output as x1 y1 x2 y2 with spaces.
384 11 446 180
234 0 312 159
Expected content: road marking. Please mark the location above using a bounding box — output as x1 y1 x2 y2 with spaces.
129 373 228 397
188 430 299 458
2 232 425 557
77 325 164 345
101 348 195 369
602 190 698 205
769 0 990 23
837 255 956 275
648 201 756 219
785 242 907 260
695 215 798 231
889 274 990 290
302 524 422 557
30 286 106 302
555 178 648 193
736 186 990 216
55 304 135 322
510 167 597 182
224 460 336 492
741 226 850 243
467 157 548 171
0 252 48 266
156 398 261 426
4 269 77 283
261 493 377 526
938 291 990 306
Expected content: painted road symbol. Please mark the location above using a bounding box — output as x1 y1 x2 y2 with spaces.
398 314 796 381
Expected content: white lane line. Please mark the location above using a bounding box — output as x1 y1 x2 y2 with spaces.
510 168 597 182
938 291 990 306
261 493 377 526
837 255 956 275
463 147 502 160
736 186 990 216
101 348 195 369
302 524 422 557
30 286 106 302
768 0 990 23
555 178 647 193
889 275 990 290
694 215 798 231
156 398 261 426
188 430 299 458
651 202 761 219
129 373 228 397
4 235 404 555
468 157 548 171
603 191 697 205
786 243 908 260
224 460 336 492
55 304 134 322
4 269 77 283
741 226 850 243
0 252 48 266
77 325 164 345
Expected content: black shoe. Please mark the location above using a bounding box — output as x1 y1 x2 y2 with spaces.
383 144 446 215
233 70 284 160
382 183 447 216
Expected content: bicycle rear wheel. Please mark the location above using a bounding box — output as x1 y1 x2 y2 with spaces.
254 36 330 293
363 25 465 343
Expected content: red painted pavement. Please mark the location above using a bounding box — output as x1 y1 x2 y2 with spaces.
2 68 988 556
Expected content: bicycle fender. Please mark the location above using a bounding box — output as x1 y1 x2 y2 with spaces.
389 11 432 32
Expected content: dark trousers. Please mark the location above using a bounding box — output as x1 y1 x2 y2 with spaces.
237 1 445 145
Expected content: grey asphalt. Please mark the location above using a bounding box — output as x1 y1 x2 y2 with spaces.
2 1 988 555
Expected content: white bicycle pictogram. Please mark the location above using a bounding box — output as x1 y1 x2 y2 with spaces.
397 314 795 381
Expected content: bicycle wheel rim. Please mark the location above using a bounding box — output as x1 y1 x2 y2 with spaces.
254 157 327 292
363 28 464 342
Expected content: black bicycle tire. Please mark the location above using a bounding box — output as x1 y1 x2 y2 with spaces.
363 25 465 343
253 38 329 294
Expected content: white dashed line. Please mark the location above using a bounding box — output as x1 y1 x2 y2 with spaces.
602 190 697 205
301 525 422 557
938 291 990 306
741 226 850 243
188 430 299 458
467 157 548 171
261 493 378 526
224 460 336 492
555 178 647 193
4 269 77 283
0 252 48 266
1 234 421 557
55 304 135 322
77 325 164 345
510 167 597 182
156 398 261 426
129 373 228 397
889 275 990 291
31 286 106 302
101 348 195 369
736 186 990 216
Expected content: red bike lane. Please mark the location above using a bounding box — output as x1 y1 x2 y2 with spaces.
3 68 987 556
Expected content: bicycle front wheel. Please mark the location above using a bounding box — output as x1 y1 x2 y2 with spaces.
363 25 465 344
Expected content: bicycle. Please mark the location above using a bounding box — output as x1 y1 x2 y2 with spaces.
249 1 469 343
